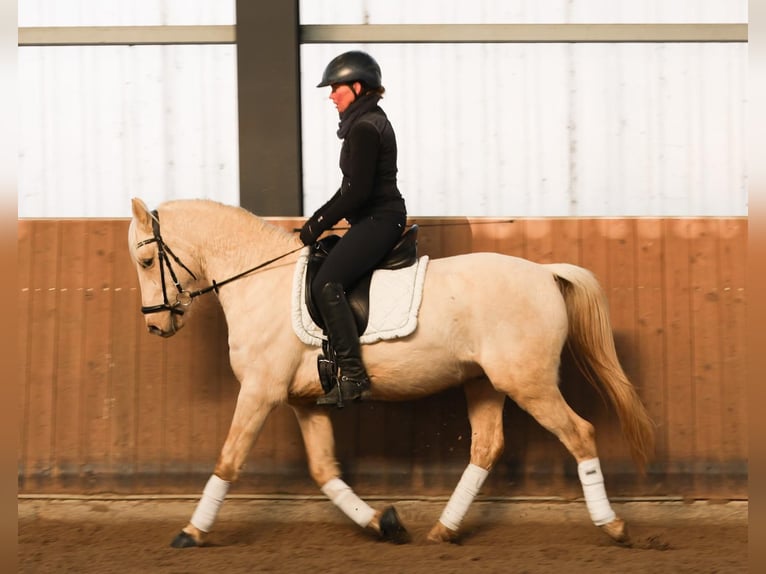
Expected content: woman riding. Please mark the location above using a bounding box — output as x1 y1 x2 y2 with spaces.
299 50 407 407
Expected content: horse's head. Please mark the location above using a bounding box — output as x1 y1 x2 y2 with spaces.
129 198 202 337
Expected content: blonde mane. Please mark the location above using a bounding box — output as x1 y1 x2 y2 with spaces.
160 199 295 242
154 199 300 264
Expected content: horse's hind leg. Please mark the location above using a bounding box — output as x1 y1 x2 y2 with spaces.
291 404 410 544
509 376 629 544
428 378 506 543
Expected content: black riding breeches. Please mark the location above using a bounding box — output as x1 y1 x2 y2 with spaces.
311 213 406 303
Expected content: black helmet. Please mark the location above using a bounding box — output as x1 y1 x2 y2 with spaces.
317 51 382 89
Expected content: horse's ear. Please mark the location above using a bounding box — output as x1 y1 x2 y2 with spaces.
131 198 153 232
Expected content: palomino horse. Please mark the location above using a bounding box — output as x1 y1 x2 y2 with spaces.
128 197 654 548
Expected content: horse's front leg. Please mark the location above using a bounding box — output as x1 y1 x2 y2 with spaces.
428 378 506 543
170 385 278 548
291 404 410 544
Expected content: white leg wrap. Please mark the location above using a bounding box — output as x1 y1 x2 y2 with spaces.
321 478 376 528
439 463 489 531
190 474 231 533
578 458 616 526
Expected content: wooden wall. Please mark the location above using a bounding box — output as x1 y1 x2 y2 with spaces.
18 217 747 499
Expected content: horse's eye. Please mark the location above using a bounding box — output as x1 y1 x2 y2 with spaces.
140 258 154 269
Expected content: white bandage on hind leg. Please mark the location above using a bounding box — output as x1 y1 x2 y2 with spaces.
321 478 376 528
439 463 489 531
190 474 231 533
577 458 616 526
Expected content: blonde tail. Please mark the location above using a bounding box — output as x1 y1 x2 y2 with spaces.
546 263 655 471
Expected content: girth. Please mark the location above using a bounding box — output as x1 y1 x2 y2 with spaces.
305 224 419 335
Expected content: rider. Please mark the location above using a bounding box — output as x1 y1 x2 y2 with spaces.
300 51 408 406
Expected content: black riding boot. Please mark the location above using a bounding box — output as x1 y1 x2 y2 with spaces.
316 282 372 407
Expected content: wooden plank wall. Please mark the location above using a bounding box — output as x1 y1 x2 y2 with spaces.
18 217 747 499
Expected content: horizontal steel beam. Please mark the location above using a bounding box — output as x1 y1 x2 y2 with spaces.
19 23 747 47
301 23 748 43
18 25 237 46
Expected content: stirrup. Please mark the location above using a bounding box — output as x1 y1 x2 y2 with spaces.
316 376 371 408
317 355 337 394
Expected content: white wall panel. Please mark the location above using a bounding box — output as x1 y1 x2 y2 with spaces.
299 0 746 24
18 45 239 217
19 0 235 26
298 0 747 215
301 42 746 216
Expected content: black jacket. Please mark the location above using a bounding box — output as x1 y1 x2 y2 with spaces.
303 95 406 242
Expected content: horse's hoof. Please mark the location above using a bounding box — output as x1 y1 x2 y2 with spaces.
379 506 410 544
600 517 631 545
170 531 199 548
427 521 459 543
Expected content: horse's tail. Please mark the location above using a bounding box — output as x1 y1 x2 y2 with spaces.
545 263 656 472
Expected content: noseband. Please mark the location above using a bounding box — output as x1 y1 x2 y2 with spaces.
135 210 198 316
135 210 303 317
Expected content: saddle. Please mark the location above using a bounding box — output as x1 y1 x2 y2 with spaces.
304 224 419 335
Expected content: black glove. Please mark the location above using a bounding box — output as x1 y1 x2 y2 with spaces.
299 216 323 246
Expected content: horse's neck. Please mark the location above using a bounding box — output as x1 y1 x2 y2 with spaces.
169 205 296 307
199 219 297 347
197 220 295 283
160 202 298 320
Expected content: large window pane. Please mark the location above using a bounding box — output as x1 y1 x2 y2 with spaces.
19 0 235 27
301 42 746 216
18 45 239 217
299 0 746 25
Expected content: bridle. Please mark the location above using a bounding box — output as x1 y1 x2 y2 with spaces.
135 210 302 316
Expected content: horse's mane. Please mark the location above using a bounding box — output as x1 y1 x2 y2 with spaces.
158 199 297 246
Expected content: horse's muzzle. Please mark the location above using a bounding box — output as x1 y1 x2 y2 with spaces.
147 323 178 338
144 309 183 338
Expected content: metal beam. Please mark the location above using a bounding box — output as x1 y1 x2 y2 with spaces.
19 23 747 47
301 23 747 43
18 25 236 46
236 1 303 216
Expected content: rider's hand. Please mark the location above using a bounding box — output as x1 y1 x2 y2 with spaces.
299 218 321 246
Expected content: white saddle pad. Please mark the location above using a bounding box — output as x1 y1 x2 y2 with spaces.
291 246 429 347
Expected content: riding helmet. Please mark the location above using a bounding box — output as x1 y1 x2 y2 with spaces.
317 51 382 89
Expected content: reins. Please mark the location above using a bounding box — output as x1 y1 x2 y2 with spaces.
137 210 302 316
187 245 304 299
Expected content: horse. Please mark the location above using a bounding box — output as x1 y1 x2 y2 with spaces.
128 197 655 548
